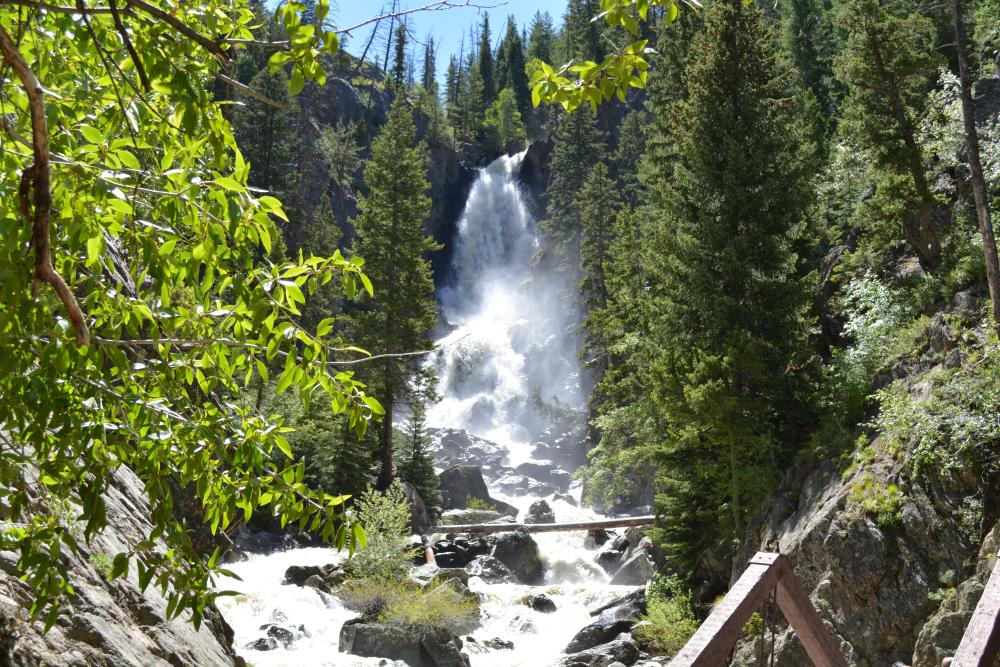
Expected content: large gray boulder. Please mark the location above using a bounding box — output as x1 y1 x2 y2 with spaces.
438 466 517 516
491 530 544 585
339 620 470 667
609 551 656 586
562 633 641 666
402 480 434 533
566 593 646 654
524 500 556 525
466 555 516 584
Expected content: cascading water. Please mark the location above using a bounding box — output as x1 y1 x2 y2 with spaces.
429 151 587 466
218 152 631 667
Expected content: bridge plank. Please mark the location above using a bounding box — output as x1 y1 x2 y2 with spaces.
951 554 1000 667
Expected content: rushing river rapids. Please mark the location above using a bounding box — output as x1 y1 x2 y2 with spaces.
218 152 628 666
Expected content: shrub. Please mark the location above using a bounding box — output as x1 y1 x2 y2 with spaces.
634 576 699 657
89 553 112 579
847 472 904 529
344 482 418 581
337 578 479 634
466 497 497 512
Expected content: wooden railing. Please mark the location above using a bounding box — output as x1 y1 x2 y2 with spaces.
668 552 847 667
948 553 1000 667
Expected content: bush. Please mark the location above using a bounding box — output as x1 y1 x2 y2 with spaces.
847 472 904 529
344 482 418 581
634 576 699 657
337 578 479 634
89 553 112 579
466 497 497 512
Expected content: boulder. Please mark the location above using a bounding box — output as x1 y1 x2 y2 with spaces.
562 634 641 666
402 480 434 533
438 466 518 517
440 508 502 525
527 594 557 613
467 555 517 584
339 620 470 667
524 500 556 525
587 529 612 547
514 462 571 492
567 594 646 653
554 493 579 506
246 636 279 651
596 549 625 575
483 638 515 650
610 552 656 586
492 530 544 585
283 564 324 586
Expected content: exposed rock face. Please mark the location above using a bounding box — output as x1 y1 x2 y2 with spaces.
527 594 557 614
524 500 556 525
491 530 544 585
429 429 508 479
730 450 991 666
0 465 241 666
339 619 471 667
912 519 1000 667
514 462 571 493
402 480 434 533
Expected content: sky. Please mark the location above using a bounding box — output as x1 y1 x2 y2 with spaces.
329 1 567 83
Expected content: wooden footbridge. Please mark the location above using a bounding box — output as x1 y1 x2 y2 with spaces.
433 515 1000 667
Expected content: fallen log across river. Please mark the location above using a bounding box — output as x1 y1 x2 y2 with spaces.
429 515 657 536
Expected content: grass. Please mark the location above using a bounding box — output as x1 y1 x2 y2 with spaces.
337 578 479 635
89 552 112 579
465 497 497 512
847 472 904 529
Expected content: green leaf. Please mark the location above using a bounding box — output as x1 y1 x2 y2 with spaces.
289 68 304 95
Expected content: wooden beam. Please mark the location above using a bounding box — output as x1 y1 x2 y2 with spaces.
669 553 782 667
668 553 848 667
773 556 848 667
429 515 656 535
951 554 1000 667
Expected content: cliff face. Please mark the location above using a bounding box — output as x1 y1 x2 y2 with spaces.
730 306 999 667
0 465 240 667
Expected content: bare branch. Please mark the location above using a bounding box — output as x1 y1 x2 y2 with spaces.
0 26 90 345
109 0 150 91
332 0 504 36
218 73 288 110
0 0 119 14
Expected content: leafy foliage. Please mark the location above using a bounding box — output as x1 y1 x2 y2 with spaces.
634 575 699 656
0 0 375 629
343 481 416 582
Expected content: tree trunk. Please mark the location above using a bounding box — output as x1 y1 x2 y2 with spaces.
953 0 1000 327
375 386 394 490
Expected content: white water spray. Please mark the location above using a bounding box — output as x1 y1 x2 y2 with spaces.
220 152 624 667
429 151 587 467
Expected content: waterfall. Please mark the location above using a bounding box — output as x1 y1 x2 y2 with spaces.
428 151 587 467
218 152 629 667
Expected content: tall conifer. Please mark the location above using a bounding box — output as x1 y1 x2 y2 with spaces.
350 100 441 489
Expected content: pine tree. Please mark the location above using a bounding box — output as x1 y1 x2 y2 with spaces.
612 110 646 208
391 21 407 88
560 0 604 63
422 35 437 90
478 15 497 106
780 0 838 116
495 17 531 120
542 110 605 272
397 391 442 521
833 0 942 269
350 100 441 489
231 68 296 197
483 88 526 153
445 55 460 107
527 11 556 63
643 0 812 571
578 163 622 380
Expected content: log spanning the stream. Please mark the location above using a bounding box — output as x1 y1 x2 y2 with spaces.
430 515 656 536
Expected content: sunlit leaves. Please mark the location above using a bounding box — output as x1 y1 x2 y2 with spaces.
0 0 369 629
530 0 694 111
